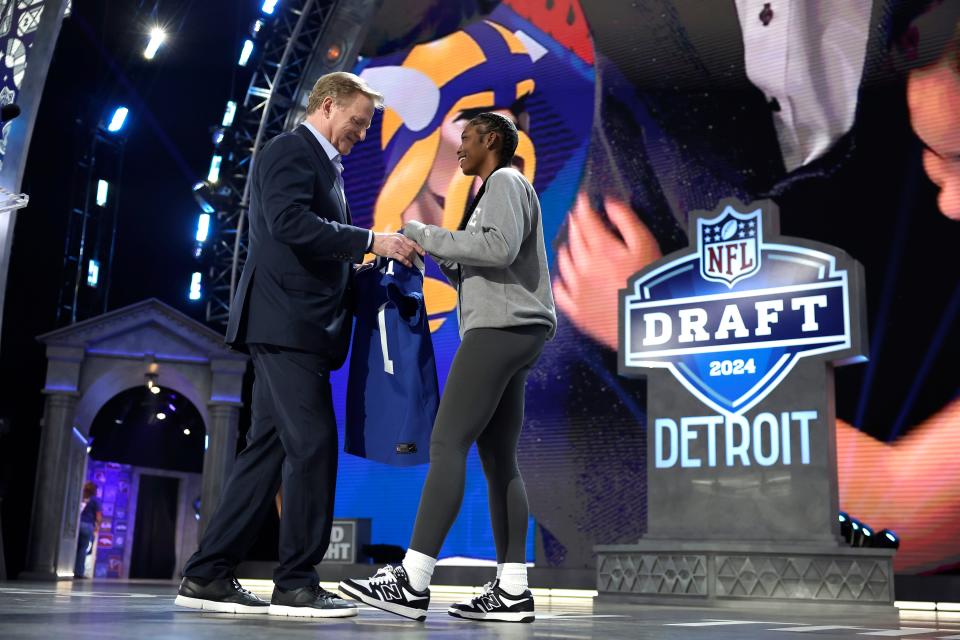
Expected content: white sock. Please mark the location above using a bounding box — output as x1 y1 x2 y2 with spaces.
498 563 528 595
496 563 504 580
401 549 436 592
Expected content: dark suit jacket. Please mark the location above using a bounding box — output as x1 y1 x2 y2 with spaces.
226 125 370 366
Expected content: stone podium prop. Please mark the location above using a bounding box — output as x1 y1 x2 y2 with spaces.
595 198 895 607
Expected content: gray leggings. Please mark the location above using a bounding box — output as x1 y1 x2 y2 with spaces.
409 325 548 563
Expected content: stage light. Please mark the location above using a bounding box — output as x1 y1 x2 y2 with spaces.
189 271 202 300
839 512 852 544
207 155 222 183
873 529 900 549
212 127 225 146
86 259 100 287
96 179 109 206
325 42 343 64
261 0 279 15
238 39 254 66
183 428 191 436
222 100 237 127
252 19 265 36
196 213 210 242
150 385 161 395
106 106 129 132
168 403 177 413
192 181 215 214
144 27 166 60
156 412 167 421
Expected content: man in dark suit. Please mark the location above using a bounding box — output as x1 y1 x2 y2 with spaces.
175 72 422 618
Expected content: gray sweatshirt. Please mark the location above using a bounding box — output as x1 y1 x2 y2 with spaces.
403 167 557 339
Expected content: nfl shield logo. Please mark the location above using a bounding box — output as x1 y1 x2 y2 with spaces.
698 206 762 288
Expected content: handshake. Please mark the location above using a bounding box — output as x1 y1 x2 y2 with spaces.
370 231 424 268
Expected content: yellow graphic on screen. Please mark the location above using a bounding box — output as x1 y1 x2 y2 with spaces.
362 20 541 332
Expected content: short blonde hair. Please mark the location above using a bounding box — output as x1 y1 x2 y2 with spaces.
306 71 384 114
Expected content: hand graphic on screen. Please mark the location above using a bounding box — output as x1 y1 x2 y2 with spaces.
555 192 662 350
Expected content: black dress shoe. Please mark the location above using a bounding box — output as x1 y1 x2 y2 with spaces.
175 576 269 614
269 584 358 618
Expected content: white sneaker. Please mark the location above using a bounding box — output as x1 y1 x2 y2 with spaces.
339 565 430 621
448 580 535 623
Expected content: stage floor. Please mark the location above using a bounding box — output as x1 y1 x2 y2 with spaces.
1 580 957 639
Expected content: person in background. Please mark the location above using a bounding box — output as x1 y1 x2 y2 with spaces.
74 482 101 579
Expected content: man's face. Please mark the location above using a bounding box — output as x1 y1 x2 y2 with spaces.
324 93 375 156
457 123 493 177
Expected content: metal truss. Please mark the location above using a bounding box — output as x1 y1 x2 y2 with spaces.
202 0 340 326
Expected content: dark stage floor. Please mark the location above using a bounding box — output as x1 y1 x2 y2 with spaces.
1 580 958 639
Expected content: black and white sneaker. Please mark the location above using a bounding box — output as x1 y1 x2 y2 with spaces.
268 584 358 618
339 565 430 621
174 576 269 614
448 580 535 623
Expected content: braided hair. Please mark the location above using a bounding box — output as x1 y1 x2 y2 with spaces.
457 113 520 230
468 112 519 168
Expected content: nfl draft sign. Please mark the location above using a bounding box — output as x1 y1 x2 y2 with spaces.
595 199 895 607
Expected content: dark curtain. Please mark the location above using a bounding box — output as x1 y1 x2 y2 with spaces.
130 475 178 579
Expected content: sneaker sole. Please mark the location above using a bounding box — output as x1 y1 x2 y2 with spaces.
267 603 358 618
338 581 427 621
174 595 269 614
448 608 534 623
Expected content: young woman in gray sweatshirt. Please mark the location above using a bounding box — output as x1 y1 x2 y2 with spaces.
339 113 556 623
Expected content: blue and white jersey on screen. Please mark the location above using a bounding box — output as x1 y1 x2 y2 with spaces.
346 256 439 466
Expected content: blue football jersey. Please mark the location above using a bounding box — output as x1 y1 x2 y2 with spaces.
346 256 439 466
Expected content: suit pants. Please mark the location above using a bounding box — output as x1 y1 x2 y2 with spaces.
182 344 338 589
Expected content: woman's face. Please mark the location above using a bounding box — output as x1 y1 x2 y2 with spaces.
456 123 493 176
430 108 520 193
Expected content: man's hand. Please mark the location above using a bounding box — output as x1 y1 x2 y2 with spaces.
371 232 425 268
554 192 662 350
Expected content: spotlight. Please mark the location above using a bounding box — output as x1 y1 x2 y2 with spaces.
150 385 161 395
238 39 254 66
261 0 279 15
183 428 191 436
873 529 900 550
156 412 167 421
86 259 100 287
196 213 210 242
325 42 342 64
96 180 109 206
221 100 237 127
192 181 216 214
207 155 222 183
839 512 852 544
106 106 129 133
252 19 265 36
212 127 225 147
189 272 202 301
144 27 166 60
